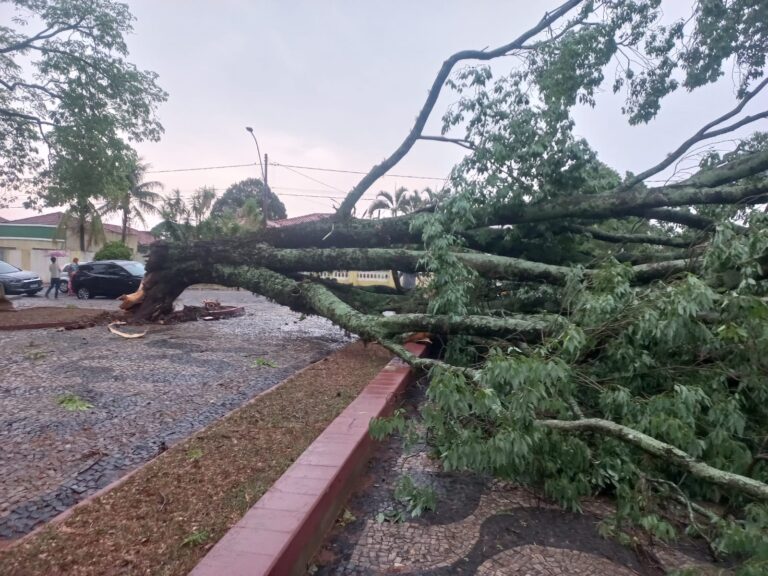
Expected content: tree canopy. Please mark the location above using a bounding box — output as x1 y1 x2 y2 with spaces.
210 178 287 221
125 1 768 571
0 0 167 206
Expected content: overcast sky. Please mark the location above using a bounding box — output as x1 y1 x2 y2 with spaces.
1 0 765 225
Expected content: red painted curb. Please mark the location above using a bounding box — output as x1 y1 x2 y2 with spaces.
189 342 429 576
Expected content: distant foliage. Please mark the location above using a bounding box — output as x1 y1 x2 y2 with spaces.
210 178 287 220
94 241 133 261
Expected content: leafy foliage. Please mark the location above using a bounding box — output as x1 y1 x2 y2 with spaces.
0 0 167 205
94 241 132 261
393 475 437 518
210 178 287 220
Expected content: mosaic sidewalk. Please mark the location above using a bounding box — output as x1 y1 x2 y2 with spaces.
314 382 724 576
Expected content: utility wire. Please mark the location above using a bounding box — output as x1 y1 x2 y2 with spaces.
146 160 447 181
276 163 347 194
272 162 447 181
147 162 258 174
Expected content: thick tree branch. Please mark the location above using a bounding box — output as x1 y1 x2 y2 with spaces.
621 77 768 191
334 0 585 218
0 19 86 54
0 108 55 126
484 180 768 227
566 224 697 248
0 79 62 101
636 208 718 230
684 148 768 189
539 418 768 502
378 312 564 339
419 135 475 150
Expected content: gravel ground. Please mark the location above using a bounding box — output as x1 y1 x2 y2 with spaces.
0 288 352 540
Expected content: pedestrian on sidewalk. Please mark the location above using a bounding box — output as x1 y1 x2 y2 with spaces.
45 256 61 299
63 257 79 297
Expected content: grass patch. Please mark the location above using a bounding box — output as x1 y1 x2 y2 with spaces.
23 349 46 361
56 393 93 412
181 529 209 548
0 341 392 576
251 357 278 368
186 448 203 462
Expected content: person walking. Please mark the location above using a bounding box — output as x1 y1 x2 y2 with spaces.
64 257 79 297
45 256 61 299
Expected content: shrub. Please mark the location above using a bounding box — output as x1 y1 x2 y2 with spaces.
94 241 132 261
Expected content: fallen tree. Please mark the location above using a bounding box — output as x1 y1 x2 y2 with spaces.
125 1 768 571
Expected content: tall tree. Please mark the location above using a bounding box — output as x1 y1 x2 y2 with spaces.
190 186 217 226
126 2 768 570
101 156 163 242
0 0 167 207
43 116 129 250
210 178 287 220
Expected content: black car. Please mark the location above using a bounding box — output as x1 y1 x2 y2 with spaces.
71 260 145 299
0 260 43 295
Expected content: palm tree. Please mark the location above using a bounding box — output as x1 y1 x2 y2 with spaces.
365 187 419 218
409 186 449 210
190 186 217 226
161 189 190 224
102 159 163 243
151 189 192 241
56 199 106 252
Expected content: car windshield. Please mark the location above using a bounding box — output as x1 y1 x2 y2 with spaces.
121 262 145 276
0 261 20 274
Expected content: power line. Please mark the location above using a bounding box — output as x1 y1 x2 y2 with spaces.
147 162 258 174
170 186 381 202
146 160 448 181
277 164 346 194
273 162 448 181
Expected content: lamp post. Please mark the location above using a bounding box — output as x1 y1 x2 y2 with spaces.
245 126 269 223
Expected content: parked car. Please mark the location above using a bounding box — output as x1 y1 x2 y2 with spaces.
0 260 43 295
71 260 145 299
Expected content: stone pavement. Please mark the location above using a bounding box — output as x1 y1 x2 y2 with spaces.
0 289 352 540
316 382 722 576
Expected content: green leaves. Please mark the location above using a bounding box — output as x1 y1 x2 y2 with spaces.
0 0 167 203
393 475 437 518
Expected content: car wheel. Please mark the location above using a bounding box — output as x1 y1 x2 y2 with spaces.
77 287 91 300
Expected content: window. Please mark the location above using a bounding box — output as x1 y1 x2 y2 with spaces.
90 263 109 274
0 260 19 273
120 262 145 276
107 264 129 276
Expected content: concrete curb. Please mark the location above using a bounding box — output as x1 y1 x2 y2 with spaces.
189 342 429 576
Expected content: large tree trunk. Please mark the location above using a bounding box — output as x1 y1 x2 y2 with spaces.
78 217 86 252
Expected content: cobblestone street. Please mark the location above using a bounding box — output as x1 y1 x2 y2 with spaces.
0 289 351 540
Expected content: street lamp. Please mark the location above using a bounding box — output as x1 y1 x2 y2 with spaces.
245 126 269 222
